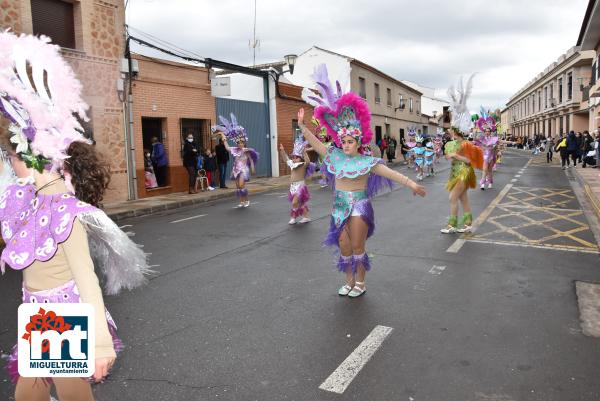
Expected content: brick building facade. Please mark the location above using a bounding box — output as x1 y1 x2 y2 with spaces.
131 54 216 197
1 0 128 202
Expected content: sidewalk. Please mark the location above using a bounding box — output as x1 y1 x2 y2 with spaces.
104 158 411 222
572 166 600 218
103 175 301 221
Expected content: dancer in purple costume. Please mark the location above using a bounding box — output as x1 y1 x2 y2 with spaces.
279 136 316 224
0 32 151 400
212 114 259 208
299 64 426 298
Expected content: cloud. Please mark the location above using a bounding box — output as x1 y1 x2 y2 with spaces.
127 0 590 109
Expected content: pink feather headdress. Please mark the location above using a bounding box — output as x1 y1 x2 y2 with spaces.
0 31 90 172
302 64 373 151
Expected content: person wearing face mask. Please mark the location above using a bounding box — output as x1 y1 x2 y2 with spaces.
144 149 158 189
182 134 199 194
298 64 426 298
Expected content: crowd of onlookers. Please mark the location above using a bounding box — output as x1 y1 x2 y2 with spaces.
504 131 599 170
143 135 231 193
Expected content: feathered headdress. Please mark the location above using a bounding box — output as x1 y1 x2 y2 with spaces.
415 133 424 143
211 113 247 143
475 106 497 133
302 64 372 150
408 126 417 137
291 135 308 158
436 127 445 137
447 74 475 134
0 31 90 172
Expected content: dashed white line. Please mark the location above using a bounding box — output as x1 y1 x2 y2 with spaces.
119 224 132 229
511 178 518 182
515 175 521 178
170 214 207 224
319 325 393 394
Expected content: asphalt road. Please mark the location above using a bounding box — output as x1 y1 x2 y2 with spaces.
2 149 600 401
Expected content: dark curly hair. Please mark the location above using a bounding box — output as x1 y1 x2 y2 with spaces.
64 141 111 207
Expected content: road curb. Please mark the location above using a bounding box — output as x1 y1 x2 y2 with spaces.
572 168 600 220
106 161 429 222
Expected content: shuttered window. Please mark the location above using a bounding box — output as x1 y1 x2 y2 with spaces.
31 0 76 49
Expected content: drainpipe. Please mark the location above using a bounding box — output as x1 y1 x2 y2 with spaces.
125 36 138 200
267 73 279 177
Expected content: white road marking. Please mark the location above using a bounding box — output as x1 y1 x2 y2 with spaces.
170 214 207 224
319 325 393 394
515 175 521 178
278 195 288 198
447 184 513 253
511 178 518 182
119 224 132 229
428 265 446 275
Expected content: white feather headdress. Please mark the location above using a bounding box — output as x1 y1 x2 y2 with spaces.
447 74 475 134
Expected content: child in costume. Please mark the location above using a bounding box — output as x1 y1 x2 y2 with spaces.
0 31 151 400
405 127 417 168
474 108 499 190
299 64 426 298
212 114 259 208
279 136 316 224
425 139 435 177
413 134 426 181
441 75 484 234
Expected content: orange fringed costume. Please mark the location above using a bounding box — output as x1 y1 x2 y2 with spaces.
445 140 484 191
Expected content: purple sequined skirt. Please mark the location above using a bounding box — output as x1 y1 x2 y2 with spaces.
5 280 123 384
323 190 375 248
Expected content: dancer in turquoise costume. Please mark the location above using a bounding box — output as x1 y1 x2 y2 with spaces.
299 64 426 298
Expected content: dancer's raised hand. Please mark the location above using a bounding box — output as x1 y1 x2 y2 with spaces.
298 108 305 124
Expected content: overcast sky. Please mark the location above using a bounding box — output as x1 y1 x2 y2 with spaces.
126 0 589 111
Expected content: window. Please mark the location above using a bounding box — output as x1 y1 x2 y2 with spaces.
398 94 405 110
359 77 366 98
532 94 535 113
374 83 380 103
538 90 541 111
409 98 413 113
31 0 76 49
385 123 390 136
386 88 392 106
292 119 300 138
567 72 573 100
544 86 548 109
549 83 554 106
558 78 563 103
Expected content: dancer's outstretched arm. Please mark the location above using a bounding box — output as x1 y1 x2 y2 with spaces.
297 108 328 158
371 163 426 197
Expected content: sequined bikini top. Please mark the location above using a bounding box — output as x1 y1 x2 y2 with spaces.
322 146 380 179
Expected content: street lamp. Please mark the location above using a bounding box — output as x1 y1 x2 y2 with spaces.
283 54 297 75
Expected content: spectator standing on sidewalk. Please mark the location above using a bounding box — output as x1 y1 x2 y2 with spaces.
151 136 169 187
582 131 594 168
387 136 397 163
203 149 217 191
566 131 578 167
144 149 158 189
556 133 569 169
182 134 199 194
546 136 555 163
215 138 229 188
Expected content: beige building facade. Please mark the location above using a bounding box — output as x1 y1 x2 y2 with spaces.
505 47 594 139
284 46 434 151
577 0 600 133
1 0 128 202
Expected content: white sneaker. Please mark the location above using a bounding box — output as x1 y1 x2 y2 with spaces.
480 184 485 190
440 226 457 234
236 202 245 208
456 225 472 233
243 201 250 208
298 217 311 224
288 218 296 225
487 183 492 189
208 186 215 191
